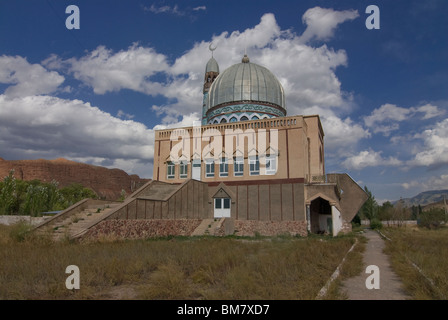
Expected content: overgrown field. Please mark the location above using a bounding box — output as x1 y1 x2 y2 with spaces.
382 226 448 300
0 222 362 300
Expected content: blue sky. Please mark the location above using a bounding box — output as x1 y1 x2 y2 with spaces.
0 0 447 203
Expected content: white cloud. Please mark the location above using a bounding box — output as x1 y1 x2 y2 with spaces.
426 174 448 190
42 12 357 124
144 4 206 16
401 180 420 190
144 4 183 15
0 94 155 177
319 113 370 151
299 7 359 43
65 44 169 95
193 6 206 12
0 55 65 98
117 110 135 120
414 103 445 120
409 118 448 167
157 12 355 122
0 9 366 178
153 113 201 130
364 103 412 127
342 149 402 170
402 175 448 191
364 103 445 136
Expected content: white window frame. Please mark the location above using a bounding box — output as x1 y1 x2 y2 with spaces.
265 155 277 175
219 157 228 177
205 158 215 178
167 162 175 179
179 161 188 179
249 156 260 176
233 157 244 177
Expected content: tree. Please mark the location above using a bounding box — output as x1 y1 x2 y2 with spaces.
419 208 446 229
0 173 97 215
378 201 394 221
359 186 378 221
59 183 97 207
0 170 18 215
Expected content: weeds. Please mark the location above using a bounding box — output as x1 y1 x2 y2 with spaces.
8 221 33 242
383 227 448 300
0 224 360 300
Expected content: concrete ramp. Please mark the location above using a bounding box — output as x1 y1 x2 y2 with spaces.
328 173 368 222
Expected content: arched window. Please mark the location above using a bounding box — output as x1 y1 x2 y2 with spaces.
220 118 227 123
229 117 237 123
251 115 259 120
240 116 248 121
213 120 218 124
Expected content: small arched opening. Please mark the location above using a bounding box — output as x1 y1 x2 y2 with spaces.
309 197 333 235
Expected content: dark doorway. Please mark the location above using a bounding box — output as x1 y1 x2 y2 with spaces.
310 197 332 234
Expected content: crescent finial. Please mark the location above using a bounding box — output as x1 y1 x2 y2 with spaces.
209 43 217 56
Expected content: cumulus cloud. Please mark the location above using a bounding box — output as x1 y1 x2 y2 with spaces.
0 94 155 176
143 4 206 17
43 12 356 124
364 103 411 127
0 9 366 177
402 174 448 191
117 110 135 120
63 44 169 95
34 11 355 129
0 55 65 98
409 118 448 167
342 149 402 170
319 113 370 151
144 4 184 15
414 103 445 120
299 7 359 43
364 103 445 136
156 12 354 122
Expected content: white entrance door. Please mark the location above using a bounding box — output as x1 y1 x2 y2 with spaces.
214 198 231 218
192 159 201 180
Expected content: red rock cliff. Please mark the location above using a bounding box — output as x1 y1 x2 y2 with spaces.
0 157 150 200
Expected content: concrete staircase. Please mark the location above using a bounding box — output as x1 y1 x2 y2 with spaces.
136 181 181 200
191 218 223 236
38 202 120 241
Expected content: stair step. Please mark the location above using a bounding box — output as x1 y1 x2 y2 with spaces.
42 204 119 241
191 218 224 236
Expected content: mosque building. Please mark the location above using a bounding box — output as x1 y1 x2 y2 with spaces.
34 48 368 240
149 48 368 236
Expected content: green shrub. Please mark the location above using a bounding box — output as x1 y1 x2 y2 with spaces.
419 208 446 229
9 221 33 242
370 218 383 230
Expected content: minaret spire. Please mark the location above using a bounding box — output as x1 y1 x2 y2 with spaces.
202 43 220 125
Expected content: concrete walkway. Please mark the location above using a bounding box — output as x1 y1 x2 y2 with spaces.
341 229 411 300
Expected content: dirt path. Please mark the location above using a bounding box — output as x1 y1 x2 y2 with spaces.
341 229 411 300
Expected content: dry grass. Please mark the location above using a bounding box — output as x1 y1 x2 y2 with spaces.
383 226 448 300
317 234 367 300
0 222 361 300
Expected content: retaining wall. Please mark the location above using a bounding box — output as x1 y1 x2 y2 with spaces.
0 215 51 226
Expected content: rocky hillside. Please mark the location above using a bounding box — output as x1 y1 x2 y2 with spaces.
0 157 150 200
394 189 448 207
